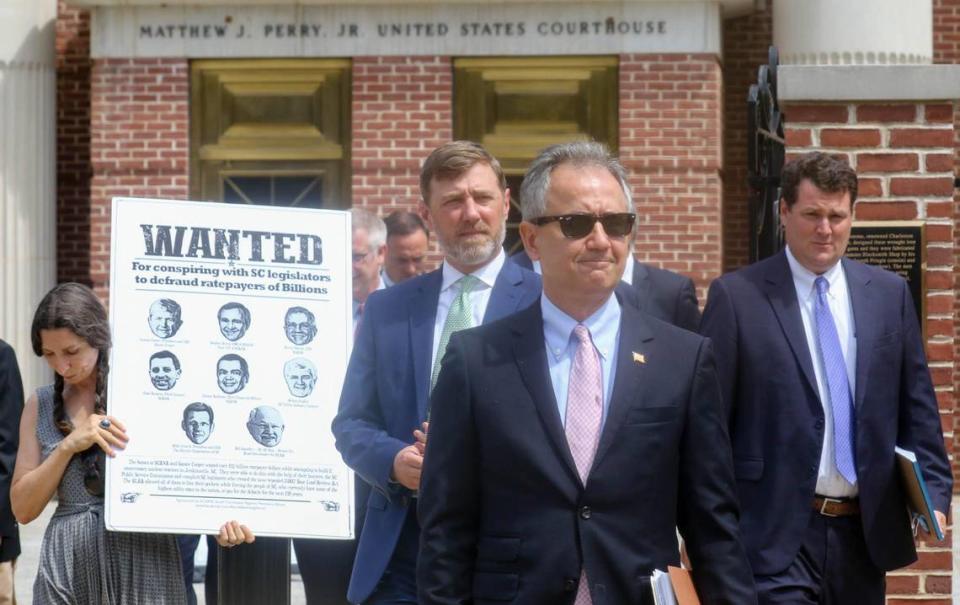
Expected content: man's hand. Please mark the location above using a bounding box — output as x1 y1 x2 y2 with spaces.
391 445 424 491
934 510 947 538
413 422 429 455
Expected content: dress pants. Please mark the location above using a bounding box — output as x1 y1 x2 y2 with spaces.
363 504 419 605
754 509 885 604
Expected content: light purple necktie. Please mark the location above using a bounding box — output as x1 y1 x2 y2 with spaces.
814 276 857 485
565 324 603 605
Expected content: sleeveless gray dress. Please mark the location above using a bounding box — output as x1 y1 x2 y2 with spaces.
33 385 186 604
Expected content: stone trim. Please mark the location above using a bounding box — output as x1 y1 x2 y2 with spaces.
779 65 960 101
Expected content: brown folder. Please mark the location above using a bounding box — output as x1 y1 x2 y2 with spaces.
668 566 702 605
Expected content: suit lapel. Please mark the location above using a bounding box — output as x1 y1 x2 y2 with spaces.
843 258 873 412
483 259 526 323
512 302 581 484
592 299 654 471
762 252 820 403
411 269 443 421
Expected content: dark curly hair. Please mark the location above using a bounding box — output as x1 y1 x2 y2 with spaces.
31 283 111 436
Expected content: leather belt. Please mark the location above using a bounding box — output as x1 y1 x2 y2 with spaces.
813 495 860 517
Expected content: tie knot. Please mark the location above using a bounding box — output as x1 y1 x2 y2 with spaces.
459 274 480 294
815 276 829 297
573 324 592 346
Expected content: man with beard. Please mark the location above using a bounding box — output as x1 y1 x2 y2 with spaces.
218 302 251 341
216 354 248 395
283 357 316 398
149 350 181 391
333 141 541 604
284 306 317 346
247 405 284 447
181 402 214 445
148 299 182 339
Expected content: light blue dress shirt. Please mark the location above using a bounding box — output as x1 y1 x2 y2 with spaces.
541 292 621 430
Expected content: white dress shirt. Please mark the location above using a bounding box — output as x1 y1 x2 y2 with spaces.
785 246 858 497
430 250 506 372
353 277 386 333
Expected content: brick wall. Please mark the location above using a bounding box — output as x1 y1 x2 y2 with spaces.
619 53 724 298
89 59 190 298
720 1 773 272
351 56 453 265
785 101 957 602
56 2 92 286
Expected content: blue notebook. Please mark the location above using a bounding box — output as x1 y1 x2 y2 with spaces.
895 446 944 541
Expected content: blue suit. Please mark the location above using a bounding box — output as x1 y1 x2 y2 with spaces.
700 252 952 579
332 260 541 604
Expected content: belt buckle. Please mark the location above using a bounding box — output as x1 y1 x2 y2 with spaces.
819 497 842 517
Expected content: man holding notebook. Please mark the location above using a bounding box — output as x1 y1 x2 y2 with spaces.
701 152 952 603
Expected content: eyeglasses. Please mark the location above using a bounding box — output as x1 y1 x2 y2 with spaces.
81 447 105 497
529 213 636 239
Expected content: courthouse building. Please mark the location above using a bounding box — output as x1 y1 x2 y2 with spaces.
1 0 960 600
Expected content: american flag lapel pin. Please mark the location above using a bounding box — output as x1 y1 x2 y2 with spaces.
632 351 646 364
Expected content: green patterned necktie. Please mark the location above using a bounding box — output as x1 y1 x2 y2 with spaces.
431 274 481 391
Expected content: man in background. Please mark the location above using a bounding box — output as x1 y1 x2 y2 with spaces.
333 141 540 604
381 211 430 287
700 152 951 603
351 209 387 333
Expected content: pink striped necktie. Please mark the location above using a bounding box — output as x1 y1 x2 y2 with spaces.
565 324 603 605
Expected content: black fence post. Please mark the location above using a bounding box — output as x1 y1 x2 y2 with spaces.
747 46 786 262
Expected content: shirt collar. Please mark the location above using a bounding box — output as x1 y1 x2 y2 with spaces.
622 255 635 286
541 292 621 362
440 248 506 292
784 245 845 300
380 270 395 288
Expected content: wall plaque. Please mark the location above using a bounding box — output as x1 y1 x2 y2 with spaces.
845 221 925 325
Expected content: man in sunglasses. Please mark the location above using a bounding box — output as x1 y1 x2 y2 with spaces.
510 203 700 332
333 141 541 605
418 141 755 604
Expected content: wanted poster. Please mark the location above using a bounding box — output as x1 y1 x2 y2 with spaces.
105 197 354 539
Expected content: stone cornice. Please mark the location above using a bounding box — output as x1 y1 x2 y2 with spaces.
779 65 960 101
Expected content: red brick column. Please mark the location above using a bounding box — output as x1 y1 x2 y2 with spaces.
351 56 452 265
785 101 957 603
89 58 190 299
721 1 773 272
56 1 93 286
619 53 724 298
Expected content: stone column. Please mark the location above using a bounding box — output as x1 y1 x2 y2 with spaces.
0 0 57 391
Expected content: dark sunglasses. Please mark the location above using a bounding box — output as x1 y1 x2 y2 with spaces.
529 213 636 239
81 447 105 497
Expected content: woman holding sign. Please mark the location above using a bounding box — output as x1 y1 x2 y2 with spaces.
11 283 254 604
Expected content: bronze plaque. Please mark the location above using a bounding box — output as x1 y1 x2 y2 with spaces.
845 221 925 324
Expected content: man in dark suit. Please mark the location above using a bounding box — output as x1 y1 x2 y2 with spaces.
419 141 755 605
333 141 541 604
700 152 952 604
0 340 22 604
511 240 700 331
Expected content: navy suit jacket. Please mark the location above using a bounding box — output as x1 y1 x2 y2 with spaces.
511 249 700 331
700 252 952 574
332 260 541 603
419 298 756 605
